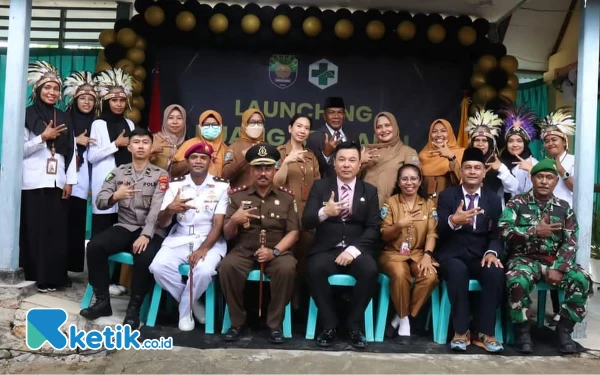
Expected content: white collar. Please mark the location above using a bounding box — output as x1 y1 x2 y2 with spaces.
462 186 482 198
325 123 345 136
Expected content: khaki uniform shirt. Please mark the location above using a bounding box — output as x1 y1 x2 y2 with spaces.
96 163 169 239
225 184 299 251
222 139 260 188
380 195 439 262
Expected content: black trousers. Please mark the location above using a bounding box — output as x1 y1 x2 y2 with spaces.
439 255 505 336
67 196 88 272
86 226 163 296
306 249 378 332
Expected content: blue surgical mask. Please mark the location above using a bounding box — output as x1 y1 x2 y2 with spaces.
200 125 221 140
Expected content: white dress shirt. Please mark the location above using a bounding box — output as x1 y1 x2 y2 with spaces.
322 123 348 163
553 151 574 207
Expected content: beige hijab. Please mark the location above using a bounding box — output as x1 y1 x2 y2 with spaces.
157 104 186 147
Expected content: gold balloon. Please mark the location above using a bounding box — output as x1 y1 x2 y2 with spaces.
95 60 112 72
115 58 135 74
303 16 322 37
132 80 144 95
506 73 519 89
366 20 385 40
125 107 142 125
241 14 261 35
474 85 497 105
500 55 519 74
176 10 196 32
209 13 229 34
458 26 477 46
397 20 416 41
135 36 146 50
145 5 165 27
117 28 137 48
99 29 116 47
427 24 446 44
272 15 291 35
499 87 518 104
334 19 354 40
97 49 106 62
132 95 145 110
470 72 486 89
477 54 497 73
126 48 146 65
133 66 147 81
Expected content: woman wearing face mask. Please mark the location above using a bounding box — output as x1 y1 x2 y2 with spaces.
172 110 227 177
222 108 266 188
21 62 77 292
418 119 465 203
361 112 420 208
63 71 97 278
150 104 187 172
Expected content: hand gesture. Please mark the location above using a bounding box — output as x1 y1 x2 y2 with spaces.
361 147 379 165
417 254 439 276
535 213 563 238
62 184 72 200
512 154 533 172
188 247 209 268
41 120 67 141
450 200 483 226
113 178 141 201
231 205 260 225
323 132 342 157
75 129 96 147
115 129 129 147
254 246 274 263
485 153 502 172
429 141 455 160
481 252 503 268
152 135 167 154
395 210 422 229
323 191 349 218
547 269 564 286
334 251 354 266
168 188 196 213
132 235 149 254
284 149 307 165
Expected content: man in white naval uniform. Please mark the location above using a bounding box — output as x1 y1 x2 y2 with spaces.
149 142 229 331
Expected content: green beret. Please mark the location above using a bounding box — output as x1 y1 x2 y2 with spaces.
530 158 558 176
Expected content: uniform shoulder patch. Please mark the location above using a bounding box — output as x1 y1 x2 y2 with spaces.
213 176 229 184
170 175 185 182
158 175 169 192
230 185 248 195
411 154 420 165
224 151 233 162
105 172 115 182
380 203 390 219
278 186 295 196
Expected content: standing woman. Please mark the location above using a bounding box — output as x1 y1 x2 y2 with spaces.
379 164 439 344
21 61 77 292
418 119 465 203
361 112 420 207
150 104 187 172
87 68 135 236
63 71 97 276
221 108 266 188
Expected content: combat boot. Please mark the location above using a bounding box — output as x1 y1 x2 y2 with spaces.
123 294 145 330
80 289 112 320
513 321 533 353
556 318 577 353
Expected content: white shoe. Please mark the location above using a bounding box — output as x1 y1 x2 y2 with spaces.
109 284 123 296
178 315 195 331
192 300 206 324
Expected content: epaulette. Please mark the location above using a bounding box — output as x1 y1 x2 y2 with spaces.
213 176 229 184
278 186 295 196
170 175 185 182
230 185 248 194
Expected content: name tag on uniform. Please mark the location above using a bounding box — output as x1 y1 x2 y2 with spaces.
46 157 57 175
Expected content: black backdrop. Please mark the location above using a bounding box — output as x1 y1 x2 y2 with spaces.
152 44 471 151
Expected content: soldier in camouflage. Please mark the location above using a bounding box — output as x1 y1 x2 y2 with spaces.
499 158 593 354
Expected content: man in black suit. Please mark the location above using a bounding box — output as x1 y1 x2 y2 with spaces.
436 147 505 353
306 97 361 179
302 141 380 349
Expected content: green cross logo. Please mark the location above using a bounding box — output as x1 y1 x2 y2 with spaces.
308 59 338 89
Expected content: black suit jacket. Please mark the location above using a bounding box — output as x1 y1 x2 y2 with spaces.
306 124 361 179
435 185 504 263
302 177 381 258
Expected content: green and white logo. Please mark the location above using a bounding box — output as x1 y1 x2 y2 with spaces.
308 58 338 90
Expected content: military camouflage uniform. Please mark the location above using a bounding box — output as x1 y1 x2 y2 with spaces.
499 191 593 323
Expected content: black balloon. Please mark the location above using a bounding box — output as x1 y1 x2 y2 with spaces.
382 10 398 30
275 4 292 15
489 42 507 59
443 15 459 34
305 6 321 18
114 19 131 32
322 9 336 27
397 11 411 22
473 18 491 35
104 42 127 65
213 2 229 14
259 5 275 23
457 15 472 27
134 0 153 14
244 3 260 14
366 9 382 21
229 4 244 22
130 14 149 36
427 13 443 24
486 67 509 90
336 8 352 20
412 13 428 27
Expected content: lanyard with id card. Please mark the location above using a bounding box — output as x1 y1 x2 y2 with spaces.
46 110 58 175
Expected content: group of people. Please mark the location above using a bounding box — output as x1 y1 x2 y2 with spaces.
21 61 592 354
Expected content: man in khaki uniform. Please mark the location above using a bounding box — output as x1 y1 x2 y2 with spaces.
80 128 169 330
219 143 299 344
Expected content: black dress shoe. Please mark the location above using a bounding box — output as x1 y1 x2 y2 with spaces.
395 335 411 345
223 326 245 342
385 322 398 339
268 329 285 344
316 328 337 347
349 330 368 349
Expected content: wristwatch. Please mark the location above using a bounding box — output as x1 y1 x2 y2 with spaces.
562 171 571 180
272 248 281 257
424 250 434 257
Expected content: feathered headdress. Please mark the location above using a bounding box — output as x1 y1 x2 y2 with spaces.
539 107 576 139
500 104 538 142
94 68 134 109
467 108 503 138
63 71 96 107
27 61 62 100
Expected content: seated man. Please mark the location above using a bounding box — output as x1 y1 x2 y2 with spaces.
149 142 229 331
302 141 381 349
80 128 168 329
219 143 299 344
436 147 504 353
500 159 593 354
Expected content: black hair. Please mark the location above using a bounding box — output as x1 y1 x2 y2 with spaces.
333 140 361 160
130 126 154 143
289 113 313 128
391 163 427 199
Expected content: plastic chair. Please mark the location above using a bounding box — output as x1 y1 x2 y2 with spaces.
374 273 438 342
221 269 292 338
80 252 152 322
435 279 504 344
505 281 566 344
305 274 375 342
144 263 217 333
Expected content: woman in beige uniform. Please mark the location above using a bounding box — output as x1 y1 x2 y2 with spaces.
221 108 265 188
379 163 439 344
150 104 187 172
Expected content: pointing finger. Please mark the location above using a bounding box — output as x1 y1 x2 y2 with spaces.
515 154 525 161
329 191 336 201
457 200 465 211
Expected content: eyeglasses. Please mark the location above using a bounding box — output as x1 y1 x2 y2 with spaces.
248 121 264 126
201 123 220 128
400 176 420 183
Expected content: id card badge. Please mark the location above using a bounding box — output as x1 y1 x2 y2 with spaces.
301 185 309 201
46 157 58 175
400 241 410 256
